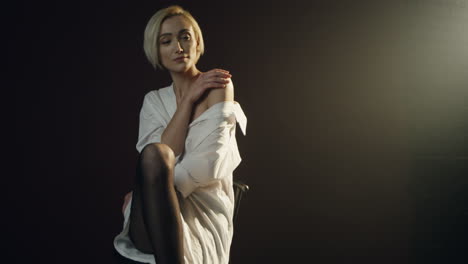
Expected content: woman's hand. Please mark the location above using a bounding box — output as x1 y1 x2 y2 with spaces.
122 191 133 215
184 69 232 104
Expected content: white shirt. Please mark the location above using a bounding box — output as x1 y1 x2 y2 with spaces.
114 83 247 264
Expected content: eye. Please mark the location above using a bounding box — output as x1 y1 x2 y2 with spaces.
181 33 191 40
161 40 170 45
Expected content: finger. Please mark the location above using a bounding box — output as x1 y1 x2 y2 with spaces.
201 80 226 89
208 69 231 77
203 77 229 87
206 74 230 81
212 76 231 83
209 70 232 79
210 68 229 73
209 81 227 88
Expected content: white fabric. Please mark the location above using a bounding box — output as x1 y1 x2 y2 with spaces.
113 82 247 264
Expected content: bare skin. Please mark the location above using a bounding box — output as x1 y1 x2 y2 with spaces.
123 14 233 264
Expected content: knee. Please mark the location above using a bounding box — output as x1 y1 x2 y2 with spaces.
138 143 176 186
140 143 175 169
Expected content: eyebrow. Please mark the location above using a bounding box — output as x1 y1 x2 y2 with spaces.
159 29 191 38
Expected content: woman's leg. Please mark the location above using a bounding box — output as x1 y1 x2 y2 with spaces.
128 143 184 264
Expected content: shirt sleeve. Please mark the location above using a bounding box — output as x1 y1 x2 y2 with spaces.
135 92 166 153
173 113 242 198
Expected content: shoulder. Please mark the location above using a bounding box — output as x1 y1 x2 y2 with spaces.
206 78 235 108
143 86 168 105
141 91 155 110
143 90 155 100
141 88 166 115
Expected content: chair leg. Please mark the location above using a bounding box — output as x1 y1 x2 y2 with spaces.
233 181 249 222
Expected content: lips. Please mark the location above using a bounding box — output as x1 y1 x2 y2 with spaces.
174 56 188 61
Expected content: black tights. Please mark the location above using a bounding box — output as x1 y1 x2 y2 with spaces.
128 143 184 264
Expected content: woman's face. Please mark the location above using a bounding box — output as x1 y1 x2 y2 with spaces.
158 15 200 72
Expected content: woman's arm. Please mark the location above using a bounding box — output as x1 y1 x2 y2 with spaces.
160 97 193 157
161 69 232 157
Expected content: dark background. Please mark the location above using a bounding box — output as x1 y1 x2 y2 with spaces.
10 0 468 263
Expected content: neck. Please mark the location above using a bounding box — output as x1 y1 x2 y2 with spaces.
170 67 201 102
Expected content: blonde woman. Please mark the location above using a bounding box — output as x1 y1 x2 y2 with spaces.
113 5 247 264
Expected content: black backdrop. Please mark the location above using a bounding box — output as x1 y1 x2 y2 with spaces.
10 0 468 263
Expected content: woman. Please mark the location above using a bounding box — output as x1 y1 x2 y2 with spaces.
113 5 247 264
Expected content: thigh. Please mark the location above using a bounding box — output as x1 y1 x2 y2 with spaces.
128 185 154 254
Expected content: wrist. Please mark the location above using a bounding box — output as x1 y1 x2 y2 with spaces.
180 95 194 106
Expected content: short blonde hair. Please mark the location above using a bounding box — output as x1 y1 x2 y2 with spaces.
143 5 205 70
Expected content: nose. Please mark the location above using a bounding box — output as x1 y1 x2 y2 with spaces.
175 40 183 53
